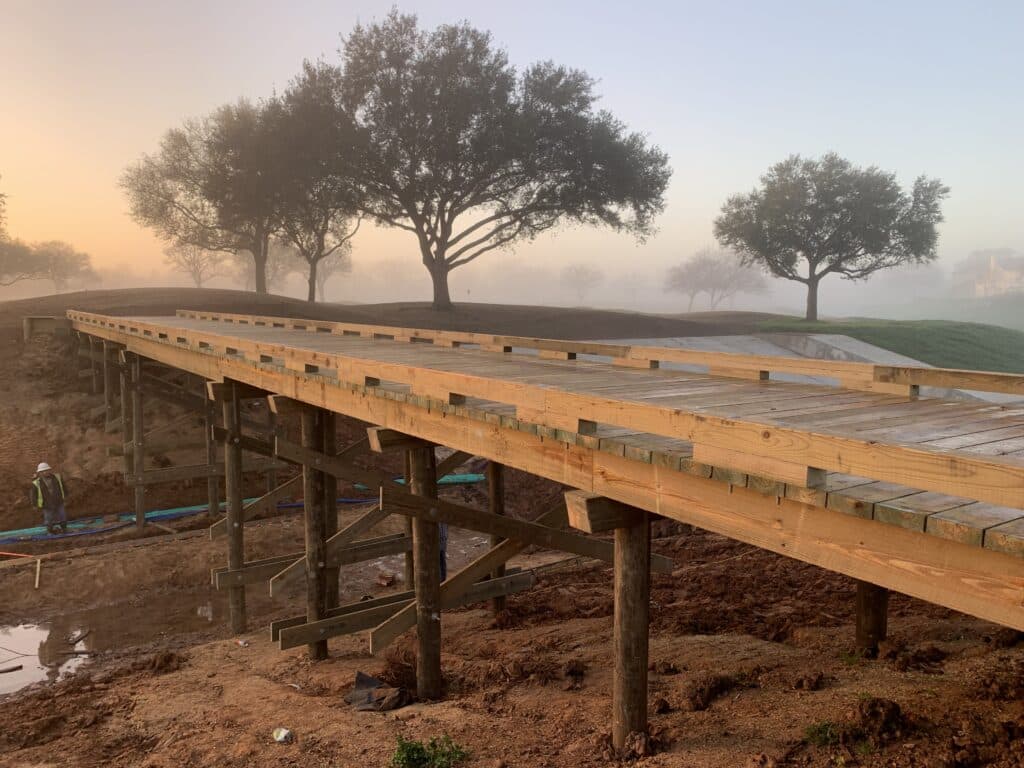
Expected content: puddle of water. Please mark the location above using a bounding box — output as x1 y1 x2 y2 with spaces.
0 624 88 695
0 590 226 696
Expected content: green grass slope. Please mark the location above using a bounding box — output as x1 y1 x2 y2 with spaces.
759 318 1024 374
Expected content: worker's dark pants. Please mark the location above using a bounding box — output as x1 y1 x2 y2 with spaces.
43 504 66 529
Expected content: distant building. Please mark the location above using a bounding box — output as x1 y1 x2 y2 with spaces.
951 249 1024 298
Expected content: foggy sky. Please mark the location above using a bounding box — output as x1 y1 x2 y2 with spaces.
2 0 1022 283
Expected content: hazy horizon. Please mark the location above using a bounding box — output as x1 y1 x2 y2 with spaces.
3 0 1023 313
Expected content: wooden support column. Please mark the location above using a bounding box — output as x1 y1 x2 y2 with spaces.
613 507 651 749
302 405 329 660
129 354 145 529
101 342 115 422
410 443 442 700
222 383 246 634
487 461 507 615
403 451 415 589
119 353 132 474
204 394 220 519
265 408 278 494
855 580 889 657
89 337 100 394
322 410 339 609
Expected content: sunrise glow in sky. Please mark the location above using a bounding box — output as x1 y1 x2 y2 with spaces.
2 0 1022 277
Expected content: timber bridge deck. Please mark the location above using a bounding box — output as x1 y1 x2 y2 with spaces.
67 307 1024 747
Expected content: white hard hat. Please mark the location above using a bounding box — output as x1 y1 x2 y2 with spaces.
36 462 52 473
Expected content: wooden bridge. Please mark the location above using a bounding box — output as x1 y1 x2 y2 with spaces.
66 308 1024 748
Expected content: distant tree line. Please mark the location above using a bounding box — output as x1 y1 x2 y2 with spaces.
121 11 672 308
0 175 99 294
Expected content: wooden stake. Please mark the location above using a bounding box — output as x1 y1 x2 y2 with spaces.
487 461 507 615
302 405 329 660
410 443 442 700
855 580 889 657
223 382 246 634
322 410 339 610
130 353 145 529
613 508 650 749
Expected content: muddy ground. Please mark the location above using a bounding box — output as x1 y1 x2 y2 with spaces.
1 291 1022 768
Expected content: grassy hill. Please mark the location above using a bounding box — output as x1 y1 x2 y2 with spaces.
759 318 1024 373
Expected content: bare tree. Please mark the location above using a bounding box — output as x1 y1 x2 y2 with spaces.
272 61 363 302
0 238 41 286
666 249 767 311
560 263 605 304
163 244 226 287
121 100 283 294
314 246 353 302
229 242 299 294
32 241 98 293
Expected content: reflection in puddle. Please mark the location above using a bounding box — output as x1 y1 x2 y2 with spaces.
0 624 88 695
0 591 222 696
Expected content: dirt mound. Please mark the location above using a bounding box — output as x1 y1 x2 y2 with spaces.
137 650 187 674
975 657 1024 700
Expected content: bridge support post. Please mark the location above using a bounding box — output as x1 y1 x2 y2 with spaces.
487 461 507 615
89 337 100 394
301 404 329 660
322 410 339 610
613 507 651 749
119 351 132 475
129 353 145 529
265 408 278 494
855 580 889 657
403 451 415 589
410 442 442 700
222 382 246 634
101 342 115 423
204 392 220 519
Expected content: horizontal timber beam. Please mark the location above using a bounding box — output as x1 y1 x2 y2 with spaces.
379 486 674 573
278 571 536 650
126 457 287 486
212 533 411 589
565 491 646 533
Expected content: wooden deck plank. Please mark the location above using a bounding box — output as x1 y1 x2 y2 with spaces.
928 503 1024 547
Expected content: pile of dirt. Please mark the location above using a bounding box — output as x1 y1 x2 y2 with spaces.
975 657 1024 700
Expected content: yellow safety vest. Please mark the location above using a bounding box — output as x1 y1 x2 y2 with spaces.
32 474 65 508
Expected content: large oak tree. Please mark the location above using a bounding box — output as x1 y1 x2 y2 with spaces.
122 100 283 294
339 11 671 309
714 153 948 320
272 61 362 302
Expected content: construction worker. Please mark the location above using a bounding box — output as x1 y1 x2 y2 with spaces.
30 462 68 535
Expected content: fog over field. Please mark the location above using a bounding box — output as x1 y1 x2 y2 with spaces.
1 1 1021 323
